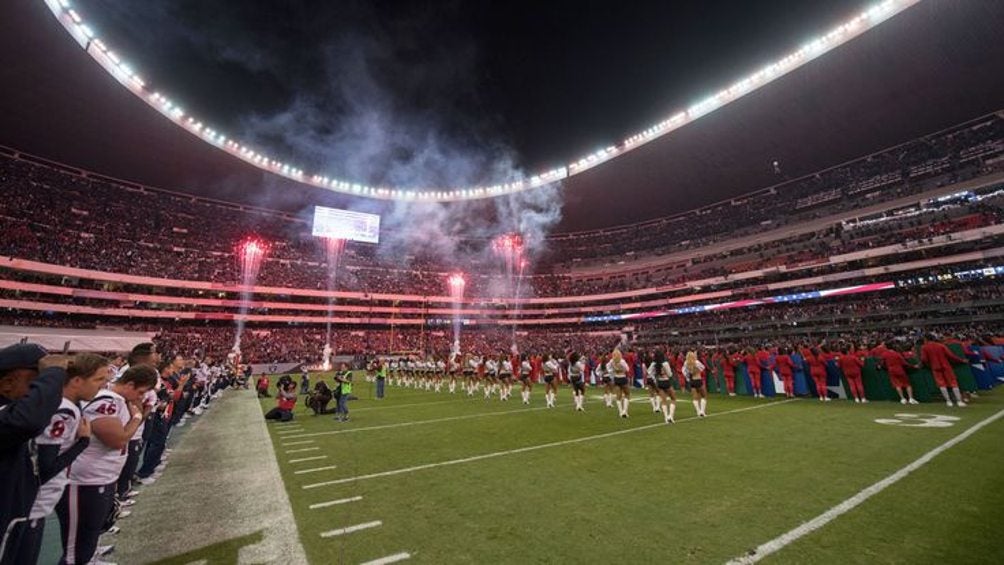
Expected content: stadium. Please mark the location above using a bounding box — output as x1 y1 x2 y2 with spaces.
0 0 1002 564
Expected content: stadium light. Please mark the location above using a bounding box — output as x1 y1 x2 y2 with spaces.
42 0 921 202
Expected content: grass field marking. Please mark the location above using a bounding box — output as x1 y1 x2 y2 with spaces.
302 399 795 489
289 455 328 464
285 447 320 454
277 428 305 434
281 440 316 447
309 495 364 510
280 405 550 440
726 406 1004 564
319 520 383 538
293 465 339 475
353 398 473 413
360 551 412 564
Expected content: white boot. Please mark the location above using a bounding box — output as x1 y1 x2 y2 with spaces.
669 401 676 423
692 399 701 416
699 397 707 417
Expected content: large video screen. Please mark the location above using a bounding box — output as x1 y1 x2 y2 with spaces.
311 206 381 244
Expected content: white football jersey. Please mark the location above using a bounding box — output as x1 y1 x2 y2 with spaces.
69 391 130 486
30 398 82 519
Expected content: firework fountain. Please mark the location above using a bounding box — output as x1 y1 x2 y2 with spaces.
447 273 466 354
491 234 526 351
233 237 269 357
322 237 346 371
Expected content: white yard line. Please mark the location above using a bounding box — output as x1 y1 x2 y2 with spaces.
303 400 794 489
309 496 363 510
285 447 320 454
319 520 382 538
281 406 549 439
293 465 339 475
281 440 316 447
725 407 1004 564
288 455 328 464
361 552 412 564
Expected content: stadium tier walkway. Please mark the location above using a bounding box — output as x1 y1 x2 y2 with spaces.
92 389 307 564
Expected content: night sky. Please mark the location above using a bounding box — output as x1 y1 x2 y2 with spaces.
1 0 1002 231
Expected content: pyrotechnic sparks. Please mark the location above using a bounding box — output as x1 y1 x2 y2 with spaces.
233 237 270 353
447 273 466 349
322 237 346 370
492 234 528 351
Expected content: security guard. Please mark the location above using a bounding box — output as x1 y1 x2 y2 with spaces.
0 343 68 564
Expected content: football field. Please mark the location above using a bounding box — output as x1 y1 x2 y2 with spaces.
261 377 1004 564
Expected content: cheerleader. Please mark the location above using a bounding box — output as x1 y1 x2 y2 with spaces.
595 353 614 408
567 352 587 411
499 353 513 401
649 350 677 423
462 353 475 395
467 354 481 396
607 349 631 418
643 350 660 413
435 356 446 393
543 353 560 408
682 351 708 417
519 354 533 405
448 352 460 394
484 356 499 399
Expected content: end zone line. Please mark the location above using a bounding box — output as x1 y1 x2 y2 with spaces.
303 399 794 489
319 520 382 538
309 495 363 510
281 406 549 439
361 552 412 564
725 406 1004 564
289 455 328 464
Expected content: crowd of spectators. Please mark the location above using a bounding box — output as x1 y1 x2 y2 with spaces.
0 114 1001 299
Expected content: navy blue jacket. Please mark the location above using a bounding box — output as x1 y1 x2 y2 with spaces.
0 366 66 562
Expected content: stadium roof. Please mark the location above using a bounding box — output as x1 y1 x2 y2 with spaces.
0 1 1002 232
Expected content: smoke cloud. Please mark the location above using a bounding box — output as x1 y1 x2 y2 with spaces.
87 0 566 285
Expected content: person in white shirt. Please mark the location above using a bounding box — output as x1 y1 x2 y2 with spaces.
606 349 631 418
682 351 708 417
542 354 561 408
648 350 678 424
484 358 498 399
499 354 513 401
56 365 157 565
12 354 110 565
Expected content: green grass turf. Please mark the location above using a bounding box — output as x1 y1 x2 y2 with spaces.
261 374 1004 564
